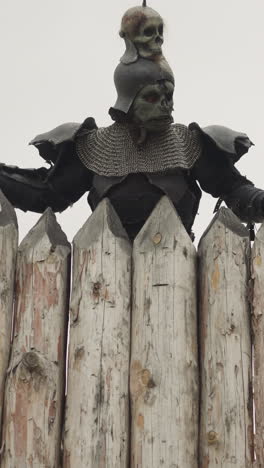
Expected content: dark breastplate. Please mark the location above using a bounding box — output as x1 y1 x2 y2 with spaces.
88 171 201 241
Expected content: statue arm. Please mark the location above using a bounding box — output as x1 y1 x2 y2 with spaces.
221 170 264 223
0 154 92 213
193 148 264 223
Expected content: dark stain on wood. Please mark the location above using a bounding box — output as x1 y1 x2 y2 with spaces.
48 400 57 434
92 282 101 302
183 247 188 258
14 380 28 460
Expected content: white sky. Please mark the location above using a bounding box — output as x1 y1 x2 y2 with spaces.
1 0 264 244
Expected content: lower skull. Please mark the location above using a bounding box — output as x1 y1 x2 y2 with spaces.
129 80 174 132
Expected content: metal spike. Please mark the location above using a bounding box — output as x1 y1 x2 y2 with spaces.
142 0 147 6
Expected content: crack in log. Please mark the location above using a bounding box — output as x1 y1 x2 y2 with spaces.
152 283 169 287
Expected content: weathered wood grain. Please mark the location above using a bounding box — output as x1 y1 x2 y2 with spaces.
130 196 199 468
0 191 18 442
251 222 264 467
1 208 70 468
198 207 253 467
63 199 131 468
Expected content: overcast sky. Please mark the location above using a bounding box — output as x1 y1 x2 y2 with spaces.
1 0 264 244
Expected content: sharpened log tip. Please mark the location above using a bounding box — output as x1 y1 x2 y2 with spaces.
74 198 130 247
105 199 130 240
0 189 18 228
199 207 249 245
133 196 194 250
38 208 70 247
255 222 264 242
19 207 70 250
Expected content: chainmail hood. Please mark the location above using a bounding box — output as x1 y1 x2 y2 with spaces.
75 123 202 177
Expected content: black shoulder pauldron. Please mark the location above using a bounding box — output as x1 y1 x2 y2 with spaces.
189 122 253 163
29 118 97 165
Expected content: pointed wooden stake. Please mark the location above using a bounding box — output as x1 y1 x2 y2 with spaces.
198 207 253 466
131 196 199 468
0 191 18 442
1 208 70 468
252 222 264 466
64 199 131 468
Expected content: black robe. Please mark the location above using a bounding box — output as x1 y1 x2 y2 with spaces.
0 119 261 241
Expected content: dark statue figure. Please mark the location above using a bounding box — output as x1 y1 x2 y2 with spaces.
0 2 263 241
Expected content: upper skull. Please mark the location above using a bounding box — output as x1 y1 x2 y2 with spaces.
120 6 164 59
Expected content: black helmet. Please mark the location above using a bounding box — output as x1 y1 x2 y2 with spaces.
112 58 175 114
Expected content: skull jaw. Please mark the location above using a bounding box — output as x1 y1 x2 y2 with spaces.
140 115 174 132
132 113 174 133
134 116 174 146
136 43 163 59
120 38 163 63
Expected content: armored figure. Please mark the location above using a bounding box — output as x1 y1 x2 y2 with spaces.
0 2 263 241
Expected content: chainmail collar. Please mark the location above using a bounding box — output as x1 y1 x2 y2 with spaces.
75 122 202 177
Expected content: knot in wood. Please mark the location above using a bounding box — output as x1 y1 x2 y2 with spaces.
22 351 42 372
93 282 101 298
141 369 156 388
152 233 162 245
74 346 85 361
207 430 218 445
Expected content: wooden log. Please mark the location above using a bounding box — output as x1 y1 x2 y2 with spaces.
63 199 131 468
1 208 70 468
251 222 264 466
198 207 253 467
130 196 199 468
0 191 18 443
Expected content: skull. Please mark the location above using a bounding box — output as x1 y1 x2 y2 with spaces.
129 80 174 132
134 15 164 58
120 7 164 60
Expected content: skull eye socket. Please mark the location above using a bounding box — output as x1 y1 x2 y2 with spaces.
144 93 160 103
144 26 156 37
158 24 163 36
